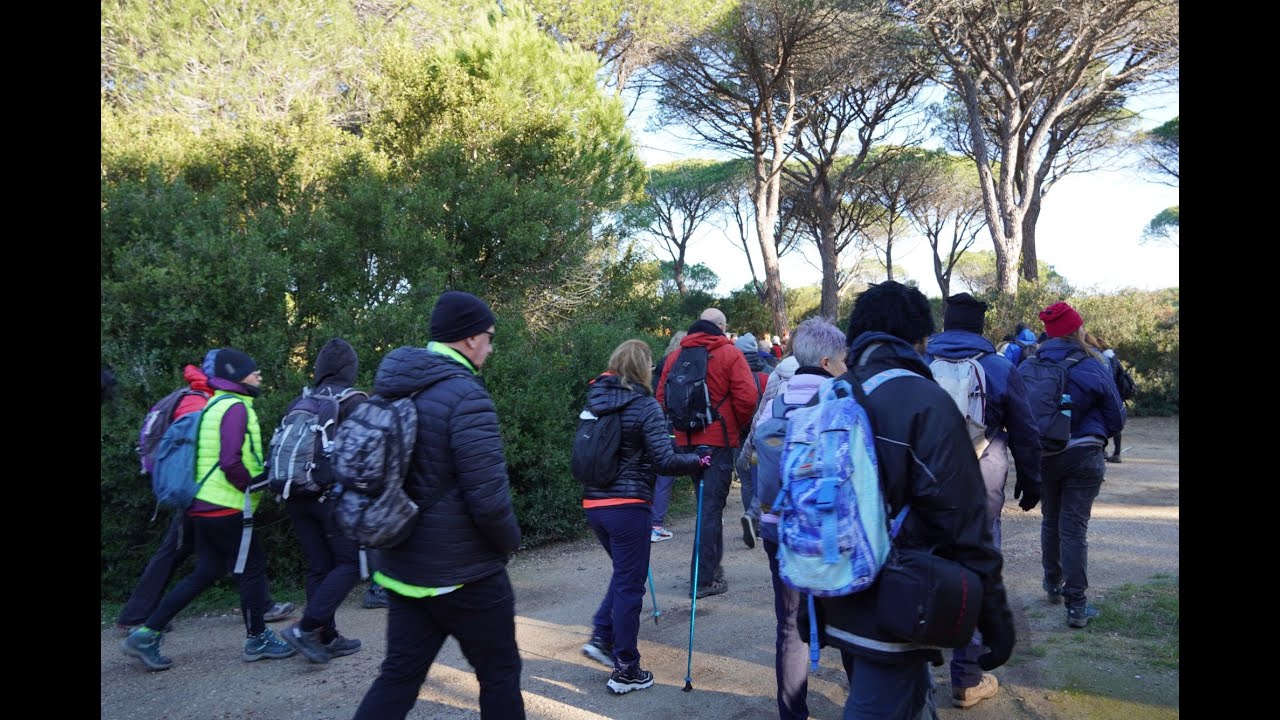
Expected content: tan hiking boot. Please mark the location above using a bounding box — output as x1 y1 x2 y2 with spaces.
952 672 999 708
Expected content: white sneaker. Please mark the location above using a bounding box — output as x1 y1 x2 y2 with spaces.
650 526 673 543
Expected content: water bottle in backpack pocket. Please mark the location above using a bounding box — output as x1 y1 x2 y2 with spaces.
1017 352 1085 453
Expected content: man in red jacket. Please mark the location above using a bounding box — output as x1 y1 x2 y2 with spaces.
656 308 759 598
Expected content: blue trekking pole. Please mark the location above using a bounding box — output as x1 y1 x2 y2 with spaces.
684 445 711 692
647 567 662 624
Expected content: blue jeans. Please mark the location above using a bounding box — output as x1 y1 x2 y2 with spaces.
685 445 734 587
352 570 524 720
950 436 1009 688
287 497 360 638
651 475 675 527
844 655 938 720
1040 445 1106 608
764 539 854 719
586 505 652 669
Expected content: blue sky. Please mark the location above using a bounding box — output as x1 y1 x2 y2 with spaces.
625 88 1179 299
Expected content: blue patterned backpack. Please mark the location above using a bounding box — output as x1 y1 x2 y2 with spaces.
773 370 916 597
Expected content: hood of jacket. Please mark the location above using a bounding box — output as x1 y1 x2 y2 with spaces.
681 328 733 353
848 331 932 378
780 368 830 405
373 345 475 398
182 364 212 395
314 338 359 388
586 373 647 415
926 329 997 359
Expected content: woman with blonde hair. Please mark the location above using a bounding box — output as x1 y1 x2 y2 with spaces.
579 339 709 694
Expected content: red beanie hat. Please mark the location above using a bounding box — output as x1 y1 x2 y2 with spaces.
1039 302 1083 338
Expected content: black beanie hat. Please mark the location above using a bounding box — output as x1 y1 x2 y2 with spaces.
943 293 988 333
213 348 258 381
429 291 496 343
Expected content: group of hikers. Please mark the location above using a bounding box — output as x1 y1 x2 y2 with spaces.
109 282 1130 720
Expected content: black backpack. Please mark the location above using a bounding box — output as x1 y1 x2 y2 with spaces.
662 346 724 435
1017 350 1086 453
1111 357 1137 401
570 399 636 489
267 386 367 500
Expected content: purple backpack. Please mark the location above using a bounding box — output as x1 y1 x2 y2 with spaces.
137 388 210 474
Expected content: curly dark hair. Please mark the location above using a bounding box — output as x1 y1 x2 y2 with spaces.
845 281 935 345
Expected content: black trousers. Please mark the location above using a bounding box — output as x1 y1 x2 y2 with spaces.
117 511 194 627
286 497 359 638
351 569 524 720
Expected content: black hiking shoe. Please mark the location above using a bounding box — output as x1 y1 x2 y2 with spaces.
607 664 655 694
324 634 362 658
582 636 613 667
362 584 390 609
281 622 331 663
741 515 757 549
693 578 728 599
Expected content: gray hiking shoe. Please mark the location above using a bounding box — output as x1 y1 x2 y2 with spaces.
263 601 295 623
362 584 390 609
243 628 296 661
325 634 362 658
281 622 330 663
1043 580 1064 605
693 578 729 599
1067 603 1101 628
121 627 173 671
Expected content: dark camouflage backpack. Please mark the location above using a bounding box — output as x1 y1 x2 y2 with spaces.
330 393 422 548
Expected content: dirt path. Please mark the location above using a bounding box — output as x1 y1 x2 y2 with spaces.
101 417 1178 719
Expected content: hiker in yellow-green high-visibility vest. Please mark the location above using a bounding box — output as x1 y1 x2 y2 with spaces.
121 348 298 672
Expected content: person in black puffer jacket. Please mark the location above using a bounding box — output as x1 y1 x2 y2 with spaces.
351 291 524 720
579 339 709 696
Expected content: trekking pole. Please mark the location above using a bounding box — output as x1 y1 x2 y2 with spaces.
684 445 711 692
647 567 661 625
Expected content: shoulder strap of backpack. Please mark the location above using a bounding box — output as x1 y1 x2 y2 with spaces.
849 368 918 539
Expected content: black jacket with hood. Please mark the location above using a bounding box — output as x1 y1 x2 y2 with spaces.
370 344 522 587
581 373 703 503
284 338 368 422
819 332 1012 665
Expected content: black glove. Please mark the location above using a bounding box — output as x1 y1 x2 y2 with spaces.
1013 479 1041 512
977 604 1016 671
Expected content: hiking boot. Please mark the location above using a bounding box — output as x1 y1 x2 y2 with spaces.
1043 580 1064 605
607 664 655 695
281 622 330 664
121 627 173 671
324 634 362 658
582 636 613 667
263 601 295 623
362 584 390 609
741 515 757 549
243 628 296 661
650 526 673 543
1106 453 1121 463
693 578 728 599
1067 603 1101 628
115 621 173 637
952 672 999 708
